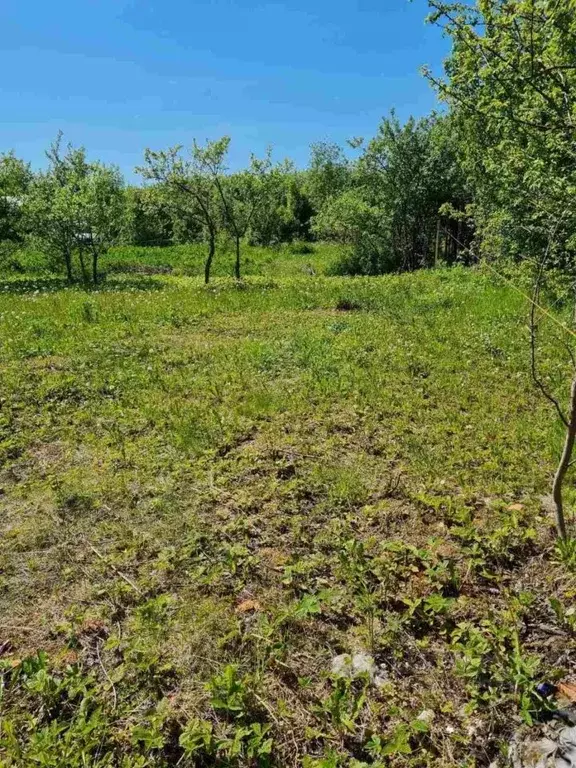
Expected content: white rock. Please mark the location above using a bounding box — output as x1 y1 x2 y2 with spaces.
374 670 389 689
351 652 376 677
330 652 388 688
331 653 353 677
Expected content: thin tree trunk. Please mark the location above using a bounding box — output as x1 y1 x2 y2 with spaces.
92 250 98 285
435 218 441 268
529 237 573 540
552 376 576 540
456 219 463 262
78 249 88 283
234 235 241 280
64 249 73 282
205 233 215 284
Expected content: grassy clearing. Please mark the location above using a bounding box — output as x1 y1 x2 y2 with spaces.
105 242 339 279
4 241 340 281
1 254 575 766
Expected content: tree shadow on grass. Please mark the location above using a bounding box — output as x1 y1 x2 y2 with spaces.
99 275 167 292
0 274 167 295
0 277 71 295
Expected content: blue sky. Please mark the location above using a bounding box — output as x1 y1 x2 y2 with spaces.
0 0 448 181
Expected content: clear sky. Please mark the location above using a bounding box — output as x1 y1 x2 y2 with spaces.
0 0 448 181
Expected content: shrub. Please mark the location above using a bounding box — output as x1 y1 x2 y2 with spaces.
288 240 315 255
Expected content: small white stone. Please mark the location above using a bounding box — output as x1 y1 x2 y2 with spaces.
417 709 435 724
330 652 389 687
331 652 378 681
331 654 353 677
351 653 376 677
374 669 389 689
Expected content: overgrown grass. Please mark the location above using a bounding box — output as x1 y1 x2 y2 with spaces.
103 241 340 278
1 241 341 280
0 260 575 766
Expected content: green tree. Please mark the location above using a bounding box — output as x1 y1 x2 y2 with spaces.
76 162 124 284
425 0 576 268
122 186 174 247
248 164 313 246
138 140 224 283
426 1 576 539
282 172 314 242
305 142 352 215
203 139 272 279
0 153 32 265
314 113 466 274
25 135 124 283
314 188 391 274
25 136 87 281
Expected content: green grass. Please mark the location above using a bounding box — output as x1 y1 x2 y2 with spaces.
1 254 575 766
2 241 341 280
103 241 341 278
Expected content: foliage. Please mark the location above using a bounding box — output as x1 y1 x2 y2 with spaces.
121 186 175 247
208 140 274 279
315 113 470 274
249 166 313 246
0 153 31 265
0 114 470 281
305 142 353 214
137 138 225 284
426 0 576 270
23 134 124 284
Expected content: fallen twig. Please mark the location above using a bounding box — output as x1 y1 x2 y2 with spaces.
0 624 40 632
96 640 118 711
86 542 143 595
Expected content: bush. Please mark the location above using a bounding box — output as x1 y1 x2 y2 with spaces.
288 240 315 255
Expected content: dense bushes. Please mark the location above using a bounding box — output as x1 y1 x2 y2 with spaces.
0 120 469 283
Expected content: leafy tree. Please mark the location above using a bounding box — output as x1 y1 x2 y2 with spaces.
427 114 474 264
122 186 174 247
0 153 32 263
314 113 467 274
305 142 352 214
138 140 224 283
0 153 31 241
426 1 576 539
282 172 314 242
169 196 203 245
76 162 124 284
363 112 469 270
203 139 272 279
314 189 391 274
25 135 123 283
425 0 576 269
249 164 313 246
25 137 87 281
363 114 435 271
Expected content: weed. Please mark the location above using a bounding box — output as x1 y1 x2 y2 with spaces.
0 258 573 766
553 536 576 571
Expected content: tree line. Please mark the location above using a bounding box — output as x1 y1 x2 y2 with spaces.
0 114 469 284
1 1 574 284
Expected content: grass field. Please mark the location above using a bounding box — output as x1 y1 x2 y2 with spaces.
6 241 340 281
1 246 576 766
